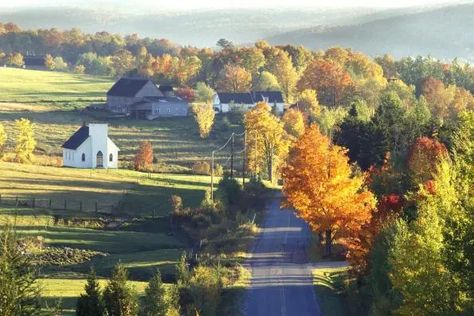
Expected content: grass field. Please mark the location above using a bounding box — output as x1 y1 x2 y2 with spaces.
0 162 212 215
39 278 148 315
0 67 113 105
0 68 245 169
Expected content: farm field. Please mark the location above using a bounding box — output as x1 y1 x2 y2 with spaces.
0 68 245 169
0 161 217 310
0 161 212 215
0 67 113 105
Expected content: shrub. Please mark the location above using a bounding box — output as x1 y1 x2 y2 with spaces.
188 266 223 316
216 173 242 216
170 195 184 217
192 161 211 175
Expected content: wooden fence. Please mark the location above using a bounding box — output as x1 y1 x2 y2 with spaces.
0 194 115 214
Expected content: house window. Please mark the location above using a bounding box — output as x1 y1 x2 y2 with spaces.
81 153 85 162
96 151 104 168
109 153 113 162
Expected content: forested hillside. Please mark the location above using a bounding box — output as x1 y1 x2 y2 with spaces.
268 3 474 60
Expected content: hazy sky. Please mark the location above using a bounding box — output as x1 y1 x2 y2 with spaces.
0 0 468 10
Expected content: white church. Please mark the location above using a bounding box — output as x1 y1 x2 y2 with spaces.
62 123 119 169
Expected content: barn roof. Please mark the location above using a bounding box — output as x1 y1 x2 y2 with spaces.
253 91 284 103
62 125 89 150
107 78 151 97
217 92 254 104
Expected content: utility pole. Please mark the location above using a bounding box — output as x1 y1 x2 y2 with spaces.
230 133 234 178
254 132 258 177
211 151 215 202
242 132 247 186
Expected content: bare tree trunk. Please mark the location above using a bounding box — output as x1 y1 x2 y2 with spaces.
324 229 332 257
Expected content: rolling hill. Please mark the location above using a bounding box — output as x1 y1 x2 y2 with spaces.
267 3 474 60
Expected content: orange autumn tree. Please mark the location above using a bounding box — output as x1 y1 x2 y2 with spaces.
134 140 154 171
282 125 376 256
407 136 448 185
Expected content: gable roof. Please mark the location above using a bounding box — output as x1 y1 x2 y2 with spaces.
217 92 254 104
107 78 152 97
253 91 284 103
62 125 89 150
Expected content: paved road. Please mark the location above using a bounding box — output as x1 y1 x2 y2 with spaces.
243 197 323 316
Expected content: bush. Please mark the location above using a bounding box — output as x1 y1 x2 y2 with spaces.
170 195 183 216
188 266 223 316
216 173 242 216
192 161 211 175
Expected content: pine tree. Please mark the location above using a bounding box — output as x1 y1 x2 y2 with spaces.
76 268 104 316
0 226 42 316
103 264 138 316
142 269 167 316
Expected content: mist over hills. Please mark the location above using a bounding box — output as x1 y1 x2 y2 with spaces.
267 4 474 60
0 2 473 60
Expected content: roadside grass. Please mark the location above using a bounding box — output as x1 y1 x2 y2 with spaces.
313 266 351 316
0 67 112 105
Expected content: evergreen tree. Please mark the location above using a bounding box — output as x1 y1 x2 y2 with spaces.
103 264 138 316
0 226 42 316
142 269 167 316
76 268 104 316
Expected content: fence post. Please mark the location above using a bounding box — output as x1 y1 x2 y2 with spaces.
15 196 18 208
64 200 67 211
49 199 52 209
79 201 83 212
32 198 35 209
95 201 98 214
0 194 2 204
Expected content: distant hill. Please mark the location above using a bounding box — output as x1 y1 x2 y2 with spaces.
267 4 474 61
0 7 380 47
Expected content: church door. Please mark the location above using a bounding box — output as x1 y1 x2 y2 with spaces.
96 151 104 168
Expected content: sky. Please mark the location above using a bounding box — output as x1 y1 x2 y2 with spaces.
0 0 468 10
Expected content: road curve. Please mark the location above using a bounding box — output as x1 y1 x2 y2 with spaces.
243 197 322 316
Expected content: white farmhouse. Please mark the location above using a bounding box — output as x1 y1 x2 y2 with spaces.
62 123 119 169
213 91 285 114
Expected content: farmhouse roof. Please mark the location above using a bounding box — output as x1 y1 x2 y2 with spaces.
252 91 284 103
217 92 254 104
62 125 89 149
107 78 151 97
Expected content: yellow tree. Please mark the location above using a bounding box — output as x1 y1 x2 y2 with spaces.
218 65 252 92
282 125 376 256
244 102 289 182
297 89 321 119
266 49 299 103
14 118 36 163
191 103 215 139
282 108 305 139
